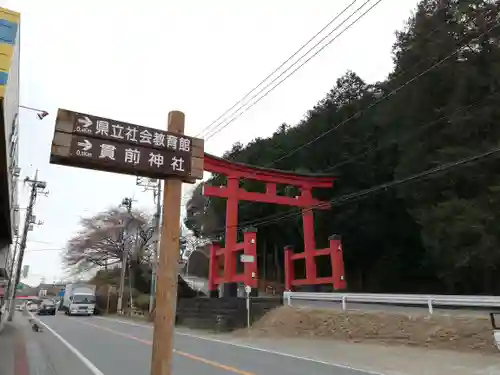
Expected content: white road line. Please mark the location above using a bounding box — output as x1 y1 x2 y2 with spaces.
28 313 105 375
93 316 386 375
176 332 386 375
94 316 151 328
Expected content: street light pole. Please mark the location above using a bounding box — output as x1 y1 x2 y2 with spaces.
19 105 49 120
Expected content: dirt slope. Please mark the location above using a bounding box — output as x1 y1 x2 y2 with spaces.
237 306 498 354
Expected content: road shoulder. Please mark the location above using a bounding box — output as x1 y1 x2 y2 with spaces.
176 327 500 375
23 313 101 375
0 314 29 375
96 315 500 375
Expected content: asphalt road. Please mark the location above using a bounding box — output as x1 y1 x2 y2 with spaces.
34 314 375 375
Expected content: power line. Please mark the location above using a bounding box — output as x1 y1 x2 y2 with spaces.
316 9 500 172
258 145 500 226
323 90 500 172
266 20 500 166
204 6 468 143
26 239 56 245
25 248 64 253
200 143 500 238
182 16 486 219
187 6 485 195
203 0 383 140
198 8 499 223
196 0 359 138
185 87 500 241
200 17 500 221
195 1 387 217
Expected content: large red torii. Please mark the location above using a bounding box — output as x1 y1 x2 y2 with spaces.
201 153 346 297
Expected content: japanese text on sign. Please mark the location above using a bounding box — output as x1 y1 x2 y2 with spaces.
74 114 192 152
98 143 186 172
69 136 191 177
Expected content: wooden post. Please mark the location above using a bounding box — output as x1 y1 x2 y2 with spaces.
150 111 185 375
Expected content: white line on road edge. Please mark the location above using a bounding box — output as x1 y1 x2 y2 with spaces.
94 316 386 375
94 316 151 328
176 331 386 375
28 313 105 375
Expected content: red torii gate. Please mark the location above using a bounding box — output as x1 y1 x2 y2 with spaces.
202 154 346 297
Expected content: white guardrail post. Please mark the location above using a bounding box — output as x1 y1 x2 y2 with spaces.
282 292 500 314
427 298 433 314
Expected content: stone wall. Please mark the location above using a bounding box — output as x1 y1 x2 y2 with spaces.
176 297 282 332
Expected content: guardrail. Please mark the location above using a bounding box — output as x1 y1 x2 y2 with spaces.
282 291 500 314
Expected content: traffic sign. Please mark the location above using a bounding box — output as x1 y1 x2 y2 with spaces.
58 288 65 297
240 254 255 263
22 265 29 278
49 109 204 181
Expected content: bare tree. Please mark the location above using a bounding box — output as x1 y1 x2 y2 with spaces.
63 207 154 274
184 182 220 238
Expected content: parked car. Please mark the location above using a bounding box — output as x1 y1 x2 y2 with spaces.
37 299 57 316
26 302 38 312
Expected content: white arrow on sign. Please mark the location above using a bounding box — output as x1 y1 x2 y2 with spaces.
77 139 92 151
77 116 92 128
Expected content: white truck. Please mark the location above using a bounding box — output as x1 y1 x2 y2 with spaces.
63 283 96 316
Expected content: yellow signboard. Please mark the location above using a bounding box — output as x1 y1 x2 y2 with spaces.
0 7 19 98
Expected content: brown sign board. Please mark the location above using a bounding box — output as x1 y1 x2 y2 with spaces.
50 109 204 181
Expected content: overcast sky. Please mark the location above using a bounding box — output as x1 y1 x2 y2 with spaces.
2 0 419 286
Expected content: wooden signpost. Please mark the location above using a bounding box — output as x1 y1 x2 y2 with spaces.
50 109 204 375
50 109 204 182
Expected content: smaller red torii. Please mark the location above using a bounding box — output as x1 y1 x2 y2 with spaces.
202 153 346 296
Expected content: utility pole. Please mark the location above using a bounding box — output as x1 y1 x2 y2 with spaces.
135 175 162 314
5 235 20 302
149 179 162 314
8 172 47 321
117 197 132 314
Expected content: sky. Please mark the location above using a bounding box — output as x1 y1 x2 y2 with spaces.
1 0 420 286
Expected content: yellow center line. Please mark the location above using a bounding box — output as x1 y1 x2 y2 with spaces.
70 318 255 375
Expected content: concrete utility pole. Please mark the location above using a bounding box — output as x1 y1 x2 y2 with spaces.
135 176 162 314
149 179 162 314
8 172 47 321
117 197 133 314
5 234 20 303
